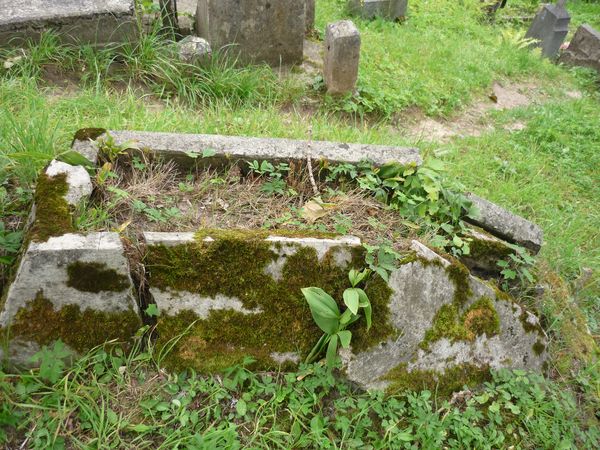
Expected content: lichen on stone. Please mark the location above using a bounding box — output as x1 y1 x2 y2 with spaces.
10 291 141 353
146 229 395 373
67 261 129 293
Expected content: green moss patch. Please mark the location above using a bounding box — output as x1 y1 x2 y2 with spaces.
420 296 500 350
147 229 395 373
67 261 129 293
11 291 141 353
30 173 74 243
382 362 492 397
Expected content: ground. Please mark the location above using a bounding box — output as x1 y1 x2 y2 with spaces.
0 0 598 447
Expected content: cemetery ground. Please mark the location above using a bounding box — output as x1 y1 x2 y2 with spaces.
0 0 599 447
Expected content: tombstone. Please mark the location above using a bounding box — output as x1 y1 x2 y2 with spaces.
0 0 138 47
525 0 570 59
195 0 305 65
323 20 361 95
348 0 408 21
306 0 316 33
559 24 600 73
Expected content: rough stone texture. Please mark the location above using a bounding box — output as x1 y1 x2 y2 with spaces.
45 160 93 206
195 0 305 65
461 226 514 277
324 20 361 95
177 36 212 64
348 0 408 20
0 0 138 47
559 24 600 73
465 193 543 254
344 241 547 391
92 130 422 169
0 232 140 366
305 0 316 33
525 1 570 59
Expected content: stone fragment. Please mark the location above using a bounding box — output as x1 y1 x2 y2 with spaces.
559 24 600 73
45 160 93 206
348 0 408 21
143 231 547 393
0 232 141 367
92 130 422 169
306 0 316 33
460 227 514 277
323 20 361 95
195 0 305 65
465 193 543 254
177 36 212 64
525 0 570 59
344 240 547 392
0 0 138 47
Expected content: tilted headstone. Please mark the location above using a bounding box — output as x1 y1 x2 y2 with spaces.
195 0 305 65
525 0 570 59
348 0 408 21
559 24 600 73
323 20 361 95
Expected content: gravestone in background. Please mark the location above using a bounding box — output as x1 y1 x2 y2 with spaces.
323 20 361 94
559 24 600 73
348 0 408 21
195 0 305 65
525 0 570 59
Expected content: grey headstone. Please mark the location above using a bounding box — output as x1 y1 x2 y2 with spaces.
348 0 408 21
86 130 422 169
525 1 571 59
324 20 361 95
306 0 316 33
0 0 138 47
177 36 212 65
195 0 305 65
465 194 543 254
559 24 600 73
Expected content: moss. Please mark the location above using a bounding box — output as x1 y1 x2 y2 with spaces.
445 257 473 307
533 340 546 356
420 296 500 350
72 128 107 144
382 362 492 397
146 230 395 373
67 261 129 293
10 291 141 353
30 173 74 242
194 227 339 241
465 232 513 266
519 309 544 335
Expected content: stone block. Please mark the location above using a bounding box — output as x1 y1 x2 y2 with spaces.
324 20 361 95
0 0 138 47
460 227 514 277
559 24 600 73
525 1 570 59
465 193 543 254
88 130 422 169
348 0 408 21
0 233 141 367
45 160 92 206
195 0 305 65
143 231 546 393
177 36 212 64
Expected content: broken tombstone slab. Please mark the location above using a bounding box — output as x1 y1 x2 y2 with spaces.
0 0 138 47
77 129 422 169
0 232 141 367
559 24 600 73
143 230 546 393
464 193 543 254
525 0 570 59
348 0 408 21
324 20 361 95
45 160 92 206
195 0 305 65
460 227 514 278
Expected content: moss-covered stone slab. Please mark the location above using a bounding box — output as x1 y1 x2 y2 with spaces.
144 230 396 373
0 232 141 367
460 227 514 277
77 129 422 170
343 241 547 393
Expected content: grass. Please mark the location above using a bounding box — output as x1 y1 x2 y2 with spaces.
0 0 599 446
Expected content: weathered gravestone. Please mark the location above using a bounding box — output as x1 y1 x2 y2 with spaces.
306 0 316 33
0 0 138 46
324 20 361 95
525 0 570 59
559 24 600 73
195 0 305 65
348 0 408 21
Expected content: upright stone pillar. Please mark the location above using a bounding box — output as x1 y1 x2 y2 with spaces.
525 0 570 59
323 20 361 95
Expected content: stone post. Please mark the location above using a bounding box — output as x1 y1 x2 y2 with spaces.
525 0 570 59
323 20 361 95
